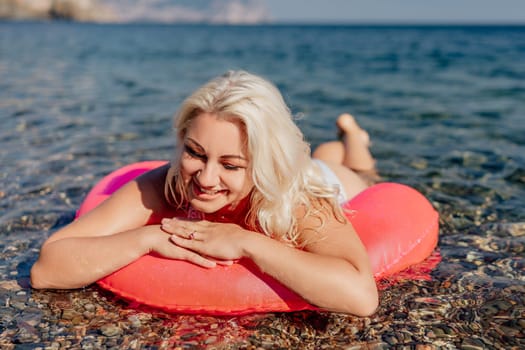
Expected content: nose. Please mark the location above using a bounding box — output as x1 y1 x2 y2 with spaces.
195 162 220 188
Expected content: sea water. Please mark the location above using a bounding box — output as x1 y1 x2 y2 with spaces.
0 21 524 348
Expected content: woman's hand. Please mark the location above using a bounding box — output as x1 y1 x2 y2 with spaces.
145 225 220 268
160 218 248 263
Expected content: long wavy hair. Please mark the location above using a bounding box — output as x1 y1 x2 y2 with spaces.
165 70 345 246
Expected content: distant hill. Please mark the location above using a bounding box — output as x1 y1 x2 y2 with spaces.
0 0 111 21
0 0 271 24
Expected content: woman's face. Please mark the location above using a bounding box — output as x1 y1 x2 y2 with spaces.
180 112 254 213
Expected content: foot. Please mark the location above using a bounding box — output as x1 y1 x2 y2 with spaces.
336 113 370 146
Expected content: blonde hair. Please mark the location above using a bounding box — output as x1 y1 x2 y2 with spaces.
165 70 344 246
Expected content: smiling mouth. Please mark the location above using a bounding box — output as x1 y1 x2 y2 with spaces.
192 181 225 197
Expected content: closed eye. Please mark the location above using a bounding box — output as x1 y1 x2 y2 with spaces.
223 163 242 171
184 144 206 160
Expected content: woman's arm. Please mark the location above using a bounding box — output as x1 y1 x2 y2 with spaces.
31 223 158 289
242 222 378 316
163 205 378 316
31 165 216 289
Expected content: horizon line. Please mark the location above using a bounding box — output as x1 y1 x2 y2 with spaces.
2 18 525 27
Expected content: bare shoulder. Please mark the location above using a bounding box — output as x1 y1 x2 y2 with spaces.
99 162 171 213
295 199 368 263
294 199 346 247
133 163 171 209
44 163 172 243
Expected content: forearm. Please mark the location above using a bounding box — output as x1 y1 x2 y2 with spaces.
161 217 378 315
243 234 378 315
30 226 156 289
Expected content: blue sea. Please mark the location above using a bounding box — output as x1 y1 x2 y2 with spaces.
1 22 524 348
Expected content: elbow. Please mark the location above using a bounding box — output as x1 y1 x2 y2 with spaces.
30 249 57 289
30 263 90 290
351 287 379 317
354 278 379 317
336 279 379 316
29 263 47 289
30 278 46 290
30 262 65 290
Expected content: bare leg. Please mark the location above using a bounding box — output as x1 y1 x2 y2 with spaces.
313 113 375 172
336 113 375 171
313 114 379 195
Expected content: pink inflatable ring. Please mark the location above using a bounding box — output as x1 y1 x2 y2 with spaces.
76 161 439 315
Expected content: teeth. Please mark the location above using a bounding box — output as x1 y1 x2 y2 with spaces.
193 180 222 195
198 185 221 195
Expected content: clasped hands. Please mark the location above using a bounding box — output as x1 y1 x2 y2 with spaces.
160 217 246 268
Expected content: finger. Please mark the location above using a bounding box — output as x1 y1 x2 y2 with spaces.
214 259 234 266
187 229 199 240
170 234 200 249
189 227 211 241
183 226 206 240
161 218 180 234
161 220 192 238
181 250 216 268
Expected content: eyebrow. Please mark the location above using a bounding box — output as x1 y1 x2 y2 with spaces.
186 138 248 161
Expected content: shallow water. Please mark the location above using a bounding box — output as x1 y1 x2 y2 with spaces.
0 22 524 348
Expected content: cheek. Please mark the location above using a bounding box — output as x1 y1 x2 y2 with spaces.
180 157 199 180
229 172 254 193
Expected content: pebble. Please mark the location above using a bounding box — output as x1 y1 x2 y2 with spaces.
99 324 122 337
0 280 22 292
83 303 96 312
460 338 487 350
0 191 523 349
205 336 217 344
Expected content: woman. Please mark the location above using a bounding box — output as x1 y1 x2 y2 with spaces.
31 71 379 316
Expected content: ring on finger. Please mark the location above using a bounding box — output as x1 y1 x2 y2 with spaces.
189 230 196 240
